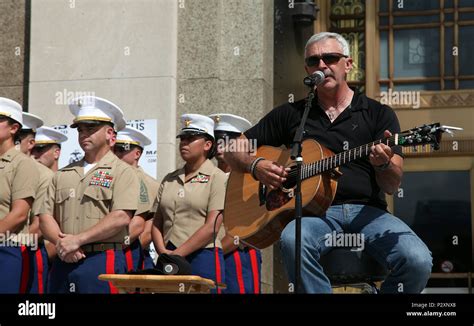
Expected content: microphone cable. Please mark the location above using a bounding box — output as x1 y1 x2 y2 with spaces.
213 211 224 293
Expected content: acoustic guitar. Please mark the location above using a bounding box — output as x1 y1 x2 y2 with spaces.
224 123 460 249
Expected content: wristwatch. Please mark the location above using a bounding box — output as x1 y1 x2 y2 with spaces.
374 161 391 171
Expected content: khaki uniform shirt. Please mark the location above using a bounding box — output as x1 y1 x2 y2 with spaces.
31 160 54 217
152 159 227 249
135 167 159 219
0 148 39 240
41 150 139 244
16 159 54 244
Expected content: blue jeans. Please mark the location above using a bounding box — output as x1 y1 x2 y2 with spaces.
279 204 432 293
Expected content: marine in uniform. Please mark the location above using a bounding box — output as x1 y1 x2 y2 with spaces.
0 98 40 293
114 126 159 271
151 114 227 292
210 113 262 294
15 112 55 294
32 126 68 172
27 125 68 293
32 125 69 282
39 96 140 293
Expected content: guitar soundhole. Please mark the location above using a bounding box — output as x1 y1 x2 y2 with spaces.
266 189 292 211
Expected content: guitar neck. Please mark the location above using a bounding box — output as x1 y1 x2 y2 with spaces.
302 135 400 178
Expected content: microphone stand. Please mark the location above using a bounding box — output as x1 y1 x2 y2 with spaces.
290 87 315 294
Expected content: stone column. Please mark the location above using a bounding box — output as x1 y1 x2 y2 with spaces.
0 0 28 105
176 0 274 292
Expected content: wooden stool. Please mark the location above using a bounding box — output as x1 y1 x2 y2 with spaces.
98 274 226 294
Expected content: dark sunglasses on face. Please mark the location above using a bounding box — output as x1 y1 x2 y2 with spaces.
305 52 348 67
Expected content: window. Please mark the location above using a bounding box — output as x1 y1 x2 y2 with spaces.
329 0 366 93
379 0 474 91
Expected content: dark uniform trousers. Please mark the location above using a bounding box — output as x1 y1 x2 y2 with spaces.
123 240 153 271
23 243 49 294
47 249 127 294
224 248 262 294
166 242 225 294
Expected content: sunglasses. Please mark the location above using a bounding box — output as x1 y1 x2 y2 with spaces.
305 52 348 67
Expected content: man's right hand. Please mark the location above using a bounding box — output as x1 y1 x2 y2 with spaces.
253 159 289 189
61 249 86 263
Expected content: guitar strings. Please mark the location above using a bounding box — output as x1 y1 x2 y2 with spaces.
282 137 394 181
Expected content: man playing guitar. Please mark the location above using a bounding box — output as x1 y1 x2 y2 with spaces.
223 32 432 293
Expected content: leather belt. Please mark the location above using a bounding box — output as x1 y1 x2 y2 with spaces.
81 243 124 253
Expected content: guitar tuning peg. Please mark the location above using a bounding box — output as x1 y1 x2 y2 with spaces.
440 125 463 137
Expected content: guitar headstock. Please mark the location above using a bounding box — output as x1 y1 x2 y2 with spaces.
396 123 463 150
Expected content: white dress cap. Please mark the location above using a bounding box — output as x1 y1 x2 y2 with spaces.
116 126 152 149
69 96 126 131
177 113 215 139
35 126 68 146
22 112 44 132
209 113 252 133
0 97 23 125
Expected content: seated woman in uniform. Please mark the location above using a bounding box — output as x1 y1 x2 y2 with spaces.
151 114 227 292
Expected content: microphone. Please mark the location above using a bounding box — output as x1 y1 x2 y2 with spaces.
303 71 326 87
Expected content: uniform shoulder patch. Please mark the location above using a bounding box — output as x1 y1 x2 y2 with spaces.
140 179 149 203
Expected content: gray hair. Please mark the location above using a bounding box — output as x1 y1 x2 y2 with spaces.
305 32 350 56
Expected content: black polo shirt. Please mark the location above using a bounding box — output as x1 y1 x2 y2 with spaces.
244 89 403 211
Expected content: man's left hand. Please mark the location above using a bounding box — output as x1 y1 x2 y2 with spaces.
369 130 394 168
